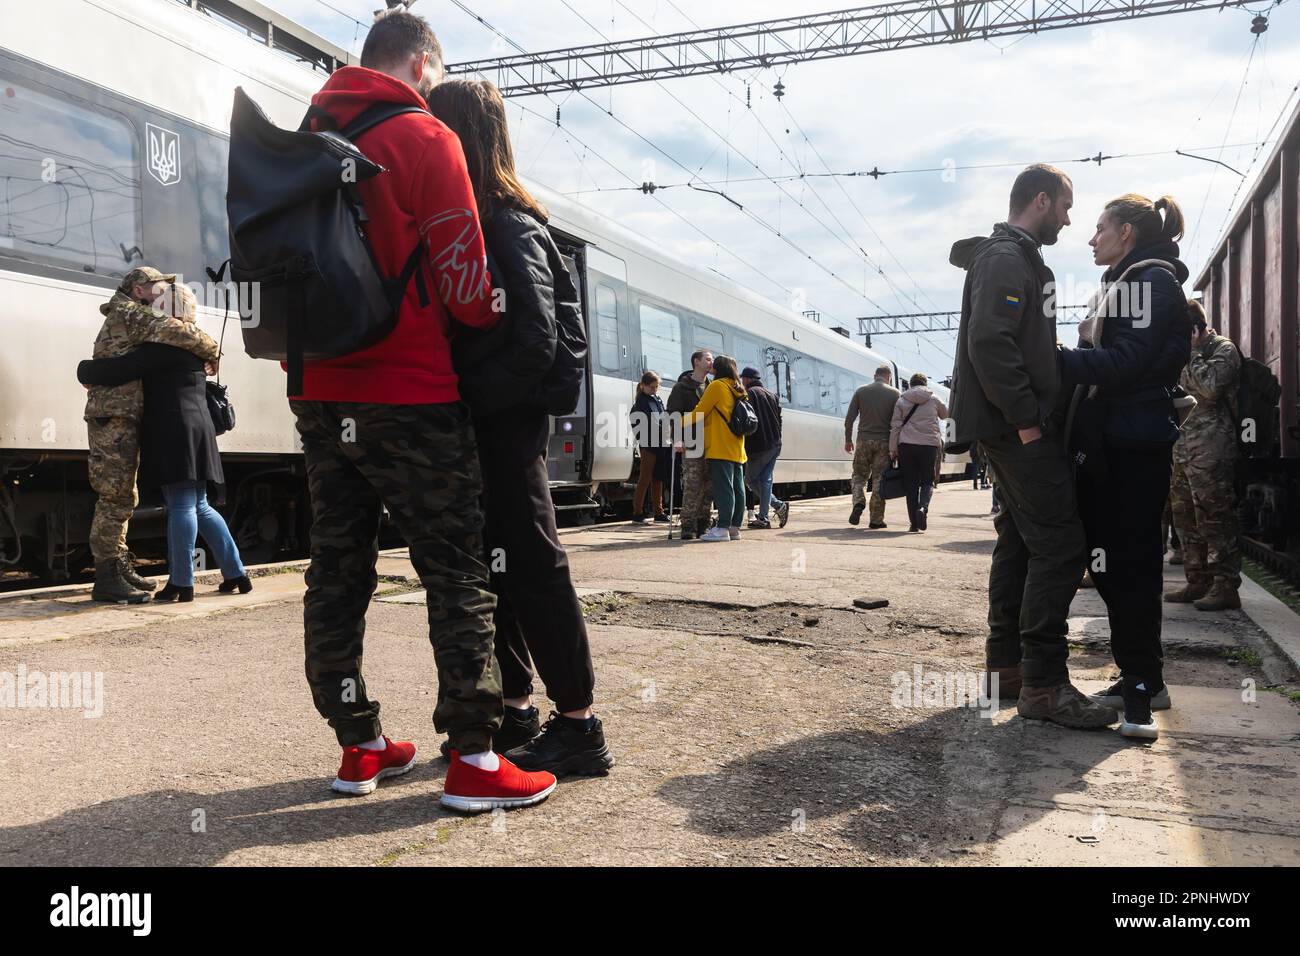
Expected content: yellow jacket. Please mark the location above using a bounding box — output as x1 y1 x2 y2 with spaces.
689 379 748 463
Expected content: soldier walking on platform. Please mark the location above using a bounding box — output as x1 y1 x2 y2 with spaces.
1167 301 1242 611
949 164 1114 730
84 267 219 604
844 364 899 528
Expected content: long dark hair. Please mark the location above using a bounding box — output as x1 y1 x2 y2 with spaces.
426 79 547 223
711 355 746 398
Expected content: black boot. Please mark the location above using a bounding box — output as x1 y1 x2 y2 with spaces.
217 575 253 595
155 580 194 603
849 502 864 525
118 552 157 592
91 561 151 604
504 712 615 776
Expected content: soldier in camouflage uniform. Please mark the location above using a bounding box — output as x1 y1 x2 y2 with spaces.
844 366 900 527
1166 302 1242 611
85 267 219 603
290 401 503 753
665 352 715 539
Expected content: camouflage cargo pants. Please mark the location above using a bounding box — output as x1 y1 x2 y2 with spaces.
850 439 892 524
679 453 713 534
290 400 501 753
86 416 140 563
1170 453 1241 589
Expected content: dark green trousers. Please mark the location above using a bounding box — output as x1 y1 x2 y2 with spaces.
291 400 501 753
980 427 1087 687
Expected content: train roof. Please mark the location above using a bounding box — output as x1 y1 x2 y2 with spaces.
1194 92 1300 290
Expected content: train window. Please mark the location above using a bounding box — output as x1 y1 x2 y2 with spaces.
0 78 141 280
837 370 855 414
818 362 837 412
595 283 621 372
733 334 763 380
693 322 725 354
141 122 230 303
765 347 791 403
639 302 683 378
792 354 815 409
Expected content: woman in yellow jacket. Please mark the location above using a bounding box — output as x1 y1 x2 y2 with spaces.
688 355 749 541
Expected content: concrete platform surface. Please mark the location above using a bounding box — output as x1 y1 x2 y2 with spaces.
1 485 1297 867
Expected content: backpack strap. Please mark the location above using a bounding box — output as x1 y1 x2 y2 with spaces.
902 401 922 428
340 103 428 141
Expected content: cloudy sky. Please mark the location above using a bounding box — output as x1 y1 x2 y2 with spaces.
264 0 1300 376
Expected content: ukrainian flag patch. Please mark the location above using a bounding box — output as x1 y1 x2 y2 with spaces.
1004 293 1021 307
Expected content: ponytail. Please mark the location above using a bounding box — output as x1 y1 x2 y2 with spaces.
1154 195 1185 243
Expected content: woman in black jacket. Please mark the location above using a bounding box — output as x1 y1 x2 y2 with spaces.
428 79 613 777
77 345 250 602
630 371 669 523
1059 193 1191 741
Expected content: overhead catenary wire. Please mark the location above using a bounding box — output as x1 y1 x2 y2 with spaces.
447 1 917 335
560 141 1273 195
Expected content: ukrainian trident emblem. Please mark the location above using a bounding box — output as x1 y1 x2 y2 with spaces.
146 123 181 187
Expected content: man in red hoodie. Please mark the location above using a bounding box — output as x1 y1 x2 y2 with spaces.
289 10 555 813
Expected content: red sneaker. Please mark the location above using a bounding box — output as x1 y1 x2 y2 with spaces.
440 752 557 813
331 737 418 795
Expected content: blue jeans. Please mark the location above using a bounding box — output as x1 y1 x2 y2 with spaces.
161 481 246 587
744 443 785 520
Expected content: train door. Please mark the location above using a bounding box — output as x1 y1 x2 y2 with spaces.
547 238 589 487
584 246 637 483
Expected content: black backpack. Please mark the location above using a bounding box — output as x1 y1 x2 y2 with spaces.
715 393 759 437
1233 356 1282 458
221 87 430 395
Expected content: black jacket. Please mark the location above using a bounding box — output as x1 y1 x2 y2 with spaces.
1061 241 1190 452
948 223 1061 443
631 391 667 450
453 206 580 418
665 369 709 441
78 343 224 489
745 383 782 455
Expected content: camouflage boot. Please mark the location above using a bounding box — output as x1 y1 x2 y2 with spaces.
1164 579 1210 603
1194 580 1241 612
1017 681 1118 729
92 560 151 604
119 552 157 592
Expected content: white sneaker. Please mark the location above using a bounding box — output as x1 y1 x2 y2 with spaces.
700 527 731 542
728 527 741 540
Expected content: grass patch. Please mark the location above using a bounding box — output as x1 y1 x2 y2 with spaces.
1243 557 1300 616
1223 647 1264 668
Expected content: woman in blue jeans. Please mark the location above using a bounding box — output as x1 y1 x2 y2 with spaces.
688 355 749 542
78 342 250 602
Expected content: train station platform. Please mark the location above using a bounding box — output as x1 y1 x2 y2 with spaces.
2 486 1298 867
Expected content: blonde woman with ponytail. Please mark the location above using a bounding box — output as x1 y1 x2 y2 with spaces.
1058 193 1193 742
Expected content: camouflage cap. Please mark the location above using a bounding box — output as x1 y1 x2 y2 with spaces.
118 266 177 292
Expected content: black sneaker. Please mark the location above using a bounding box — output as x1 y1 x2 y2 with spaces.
440 705 541 759
868 522 887 529
917 508 928 531
775 500 790 528
654 514 670 523
849 503 864 525
630 514 647 525
504 711 615 777
748 517 771 529
1119 676 1159 740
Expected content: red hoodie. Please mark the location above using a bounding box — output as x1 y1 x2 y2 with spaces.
293 67 497 404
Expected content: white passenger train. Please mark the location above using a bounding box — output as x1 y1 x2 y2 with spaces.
0 0 957 578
